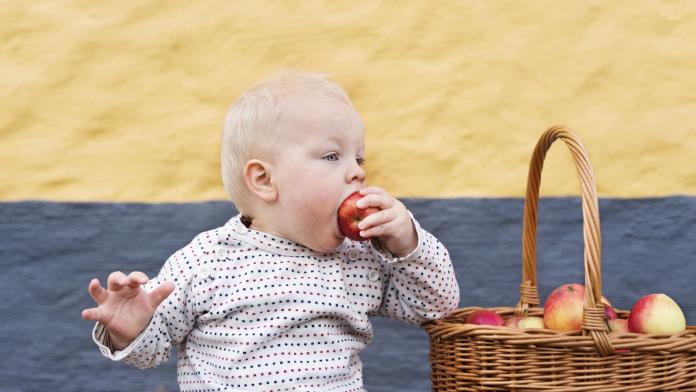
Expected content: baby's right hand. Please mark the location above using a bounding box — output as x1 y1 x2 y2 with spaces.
82 271 174 350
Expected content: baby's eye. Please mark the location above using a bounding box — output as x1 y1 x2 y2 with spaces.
323 153 339 162
356 157 366 166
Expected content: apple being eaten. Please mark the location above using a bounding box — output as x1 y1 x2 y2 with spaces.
337 191 380 241
628 293 686 334
465 309 504 326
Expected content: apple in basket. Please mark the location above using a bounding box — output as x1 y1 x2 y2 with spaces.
505 316 544 329
465 309 504 326
504 316 522 327
608 318 629 333
604 303 618 320
543 283 585 331
628 293 686 334
543 283 615 332
519 317 545 329
607 319 632 354
337 191 380 241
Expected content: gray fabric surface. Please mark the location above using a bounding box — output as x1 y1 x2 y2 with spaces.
1 197 694 391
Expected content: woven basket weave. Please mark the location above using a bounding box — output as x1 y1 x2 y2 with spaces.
424 126 696 391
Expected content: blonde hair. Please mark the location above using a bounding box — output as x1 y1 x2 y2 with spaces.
221 71 353 214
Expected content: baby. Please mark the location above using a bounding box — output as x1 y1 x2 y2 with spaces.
82 71 459 391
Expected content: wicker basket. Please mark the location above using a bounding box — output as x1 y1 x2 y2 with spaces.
424 126 696 391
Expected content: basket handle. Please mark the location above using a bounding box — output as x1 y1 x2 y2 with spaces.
516 125 613 356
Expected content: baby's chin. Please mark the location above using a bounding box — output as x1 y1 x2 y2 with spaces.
304 233 345 253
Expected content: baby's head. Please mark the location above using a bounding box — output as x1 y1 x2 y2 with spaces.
221 71 366 252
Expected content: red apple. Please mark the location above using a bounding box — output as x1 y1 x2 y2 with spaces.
604 303 618 320
544 284 618 332
337 191 380 241
544 283 586 331
465 309 504 326
598 296 618 320
628 293 686 334
608 318 629 333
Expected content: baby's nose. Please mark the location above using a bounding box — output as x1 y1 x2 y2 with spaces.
347 163 366 183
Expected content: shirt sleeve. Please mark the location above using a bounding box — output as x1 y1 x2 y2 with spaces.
92 234 209 368
369 212 460 325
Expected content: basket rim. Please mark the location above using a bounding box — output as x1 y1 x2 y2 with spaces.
424 306 696 353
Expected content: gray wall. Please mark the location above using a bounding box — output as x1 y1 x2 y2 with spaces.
1 197 694 391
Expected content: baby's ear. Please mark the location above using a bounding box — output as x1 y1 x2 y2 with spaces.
243 159 277 202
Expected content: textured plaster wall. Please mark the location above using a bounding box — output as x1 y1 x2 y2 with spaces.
2 1 696 201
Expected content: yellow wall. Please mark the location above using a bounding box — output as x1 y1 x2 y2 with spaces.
2 1 696 201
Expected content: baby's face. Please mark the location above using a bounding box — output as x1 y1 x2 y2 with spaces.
270 94 366 252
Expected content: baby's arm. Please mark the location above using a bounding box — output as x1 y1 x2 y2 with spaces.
358 187 460 324
370 225 460 324
82 238 203 368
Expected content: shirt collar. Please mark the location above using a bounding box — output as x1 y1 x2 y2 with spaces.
223 214 347 257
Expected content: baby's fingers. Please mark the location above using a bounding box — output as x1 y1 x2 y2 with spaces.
88 278 108 305
356 193 393 210
147 281 175 309
360 220 398 239
358 208 396 232
81 306 103 322
359 186 388 197
127 271 149 288
107 271 129 291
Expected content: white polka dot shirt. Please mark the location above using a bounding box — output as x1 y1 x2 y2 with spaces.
93 213 459 391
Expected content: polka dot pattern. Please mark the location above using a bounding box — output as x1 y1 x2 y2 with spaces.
93 214 459 391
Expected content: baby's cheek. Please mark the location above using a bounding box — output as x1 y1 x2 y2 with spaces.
301 191 336 223
285 172 343 233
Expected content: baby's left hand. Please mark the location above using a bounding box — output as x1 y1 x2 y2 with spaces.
356 186 418 257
